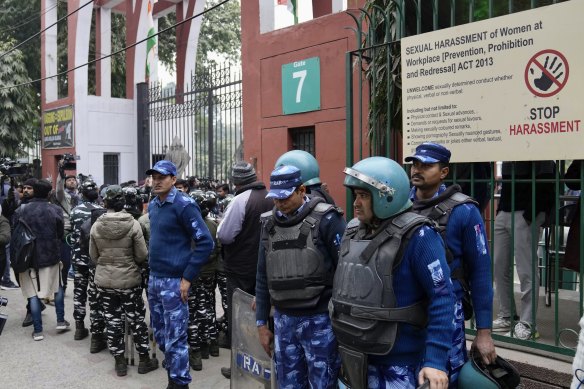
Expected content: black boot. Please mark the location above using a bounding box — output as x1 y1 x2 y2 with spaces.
90 333 107 353
170 383 189 389
221 367 231 379
114 355 127 377
200 343 210 359
209 340 220 357
189 349 202 371
138 353 159 374
74 320 89 340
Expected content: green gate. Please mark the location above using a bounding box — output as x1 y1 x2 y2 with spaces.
346 0 580 360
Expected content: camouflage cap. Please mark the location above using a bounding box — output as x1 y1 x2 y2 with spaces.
104 184 124 201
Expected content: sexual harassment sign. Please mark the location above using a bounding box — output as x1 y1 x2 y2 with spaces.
401 1 583 162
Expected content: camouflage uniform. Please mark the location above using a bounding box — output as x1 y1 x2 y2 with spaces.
187 274 218 350
70 201 105 333
149 277 190 384
187 217 220 351
97 285 149 356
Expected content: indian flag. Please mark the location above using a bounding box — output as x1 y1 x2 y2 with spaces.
145 0 158 81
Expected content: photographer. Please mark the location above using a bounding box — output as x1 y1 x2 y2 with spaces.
56 155 79 291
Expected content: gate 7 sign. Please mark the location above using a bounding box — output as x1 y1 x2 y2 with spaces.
282 57 320 115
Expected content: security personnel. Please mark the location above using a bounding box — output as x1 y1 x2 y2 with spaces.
187 190 221 371
275 150 336 205
70 179 106 351
90 185 158 377
406 143 496 386
255 165 346 388
330 157 454 389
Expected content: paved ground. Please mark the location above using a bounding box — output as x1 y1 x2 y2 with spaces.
0 275 575 388
0 278 231 389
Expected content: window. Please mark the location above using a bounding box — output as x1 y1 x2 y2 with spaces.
290 126 315 156
103 154 119 185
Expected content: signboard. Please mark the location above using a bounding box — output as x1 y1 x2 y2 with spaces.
282 57 320 114
401 1 583 162
42 105 74 149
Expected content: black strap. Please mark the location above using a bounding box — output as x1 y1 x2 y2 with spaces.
333 300 428 327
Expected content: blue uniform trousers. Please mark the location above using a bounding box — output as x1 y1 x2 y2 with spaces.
148 276 191 385
367 364 418 389
273 311 340 389
447 299 468 388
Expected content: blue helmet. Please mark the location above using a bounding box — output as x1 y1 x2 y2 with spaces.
343 157 411 219
275 150 321 186
458 354 521 389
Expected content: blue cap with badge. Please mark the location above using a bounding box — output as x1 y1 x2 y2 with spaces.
145 160 177 176
405 142 451 164
266 165 303 200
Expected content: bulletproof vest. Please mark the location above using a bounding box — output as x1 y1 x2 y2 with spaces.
412 185 478 281
261 199 338 310
330 212 430 356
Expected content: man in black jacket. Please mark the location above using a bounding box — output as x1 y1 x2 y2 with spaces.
216 162 273 378
14 179 69 341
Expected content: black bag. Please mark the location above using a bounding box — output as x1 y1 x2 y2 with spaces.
79 208 107 258
10 218 36 274
78 218 92 257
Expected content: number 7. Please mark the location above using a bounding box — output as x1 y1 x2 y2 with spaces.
292 70 307 103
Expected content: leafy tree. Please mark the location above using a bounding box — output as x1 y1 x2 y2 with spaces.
0 0 42 95
0 41 37 157
158 0 241 72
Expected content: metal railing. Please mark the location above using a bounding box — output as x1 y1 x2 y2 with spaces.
145 64 243 182
346 0 579 359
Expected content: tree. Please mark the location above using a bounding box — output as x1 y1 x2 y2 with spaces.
158 0 241 72
0 41 38 157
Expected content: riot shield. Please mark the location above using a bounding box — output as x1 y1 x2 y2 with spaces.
231 288 276 389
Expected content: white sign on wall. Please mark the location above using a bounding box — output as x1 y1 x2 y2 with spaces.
401 1 583 162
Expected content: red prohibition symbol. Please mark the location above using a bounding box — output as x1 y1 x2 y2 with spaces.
524 49 569 98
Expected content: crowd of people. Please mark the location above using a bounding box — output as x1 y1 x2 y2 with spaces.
0 158 234 388
3 144 579 388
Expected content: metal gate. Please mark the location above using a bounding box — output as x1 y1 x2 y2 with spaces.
142 64 243 182
346 0 578 361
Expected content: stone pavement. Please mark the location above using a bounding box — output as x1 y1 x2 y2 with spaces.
0 281 231 389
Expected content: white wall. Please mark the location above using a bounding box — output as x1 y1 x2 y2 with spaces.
75 95 136 185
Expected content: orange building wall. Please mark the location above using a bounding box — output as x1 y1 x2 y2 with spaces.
241 1 366 213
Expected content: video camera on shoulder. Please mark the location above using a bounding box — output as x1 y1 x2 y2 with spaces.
62 153 77 171
0 157 29 178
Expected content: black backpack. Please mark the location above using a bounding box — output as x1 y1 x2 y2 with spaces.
10 217 36 274
79 208 107 257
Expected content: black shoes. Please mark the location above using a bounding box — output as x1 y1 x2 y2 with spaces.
22 301 47 327
115 354 127 376
200 343 210 359
209 340 220 357
90 333 107 353
22 312 33 327
217 332 231 349
189 350 202 371
74 320 89 340
137 353 159 374
221 367 231 379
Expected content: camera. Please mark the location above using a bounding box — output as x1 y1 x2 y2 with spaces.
0 158 29 178
62 153 77 171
